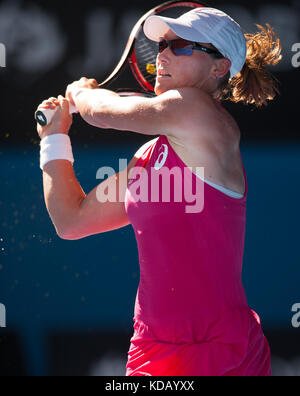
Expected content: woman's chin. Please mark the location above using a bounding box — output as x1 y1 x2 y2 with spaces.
155 81 171 96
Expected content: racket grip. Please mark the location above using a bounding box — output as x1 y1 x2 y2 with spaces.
35 102 78 127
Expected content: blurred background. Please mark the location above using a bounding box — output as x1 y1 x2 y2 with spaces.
0 0 299 376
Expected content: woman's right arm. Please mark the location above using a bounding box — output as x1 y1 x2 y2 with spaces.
42 155 139 240
37 95 139 240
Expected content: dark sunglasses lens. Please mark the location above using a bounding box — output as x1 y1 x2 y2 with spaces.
159 39 194 56
172 39 190 49
172 40 193 56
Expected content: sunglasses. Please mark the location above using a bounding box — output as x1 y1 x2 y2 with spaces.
158 38 224 58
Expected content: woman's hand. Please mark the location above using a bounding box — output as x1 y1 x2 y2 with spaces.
65 77 99 107
36 96 73 140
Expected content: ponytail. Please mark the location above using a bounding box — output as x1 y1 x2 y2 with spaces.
216 23 283 107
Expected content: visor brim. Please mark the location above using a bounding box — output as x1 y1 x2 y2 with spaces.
143 15 211 44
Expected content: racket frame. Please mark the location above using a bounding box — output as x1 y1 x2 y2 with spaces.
35 1 208 126
99 1 208 92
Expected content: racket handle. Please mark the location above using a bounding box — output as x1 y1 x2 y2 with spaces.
35 102 78 127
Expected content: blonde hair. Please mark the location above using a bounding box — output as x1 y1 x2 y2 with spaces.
215 23 283 107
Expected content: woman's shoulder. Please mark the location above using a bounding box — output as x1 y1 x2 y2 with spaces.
166 88 229 125
167 87 213 104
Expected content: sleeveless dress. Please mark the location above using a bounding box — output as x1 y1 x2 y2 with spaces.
124 134 272 376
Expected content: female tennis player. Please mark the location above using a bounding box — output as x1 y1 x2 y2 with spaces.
36 8 282 376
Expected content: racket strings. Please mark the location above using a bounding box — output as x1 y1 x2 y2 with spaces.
135 35 158 88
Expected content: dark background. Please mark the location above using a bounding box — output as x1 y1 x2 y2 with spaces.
0 0 299 146
0 0 300 376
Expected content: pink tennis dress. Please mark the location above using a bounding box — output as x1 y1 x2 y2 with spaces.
124 134 272 376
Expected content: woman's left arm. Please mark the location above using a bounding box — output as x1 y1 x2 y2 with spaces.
66 78 209 138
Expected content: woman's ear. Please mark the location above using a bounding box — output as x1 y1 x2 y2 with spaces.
215 58 232 79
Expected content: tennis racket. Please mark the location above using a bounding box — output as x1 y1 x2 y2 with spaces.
35 1 207 126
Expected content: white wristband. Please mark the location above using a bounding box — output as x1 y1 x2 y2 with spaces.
40 134 74 170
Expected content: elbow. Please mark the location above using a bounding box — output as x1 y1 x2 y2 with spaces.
56 225 83 241
56 227 71 240
57 232 83 241
57 231 73 240
52 200 87 241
